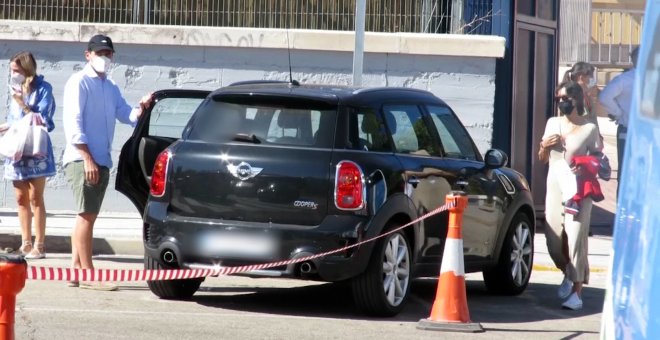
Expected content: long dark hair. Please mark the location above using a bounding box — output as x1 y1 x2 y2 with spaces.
557 62 594 92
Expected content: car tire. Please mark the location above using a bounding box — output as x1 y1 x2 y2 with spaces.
144 254 204 300
351 226 412 317
483 212 534 295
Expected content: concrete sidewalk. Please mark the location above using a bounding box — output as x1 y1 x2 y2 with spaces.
0 209 144 256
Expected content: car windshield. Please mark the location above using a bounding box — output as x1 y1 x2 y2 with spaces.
186 98 337 148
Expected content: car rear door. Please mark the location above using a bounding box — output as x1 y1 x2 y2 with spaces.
164 96 336 226
116 89 209 214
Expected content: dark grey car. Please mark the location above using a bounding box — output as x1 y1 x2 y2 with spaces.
117 81 535 316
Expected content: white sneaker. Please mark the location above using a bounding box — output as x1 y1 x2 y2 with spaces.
557 277 573 299
562 292 583 310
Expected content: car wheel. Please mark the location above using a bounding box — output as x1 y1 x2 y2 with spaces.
483 212 534 295
144 254 204 300
351 226 412 316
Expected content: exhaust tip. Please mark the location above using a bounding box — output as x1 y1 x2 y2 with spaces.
300 261 316 274
162 249 176 264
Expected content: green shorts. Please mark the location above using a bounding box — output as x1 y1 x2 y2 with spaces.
64 161 110 214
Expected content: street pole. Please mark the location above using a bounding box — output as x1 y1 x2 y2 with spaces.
353 0 366 86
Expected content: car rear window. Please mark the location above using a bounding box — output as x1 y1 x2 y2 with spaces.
186 98 337 148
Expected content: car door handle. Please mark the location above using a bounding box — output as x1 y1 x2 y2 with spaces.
456 180 469 187
407 177 420 188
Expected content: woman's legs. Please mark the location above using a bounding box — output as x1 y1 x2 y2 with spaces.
28 177 47 247
565 197 593 296
13 180 32 252
545 174 569 272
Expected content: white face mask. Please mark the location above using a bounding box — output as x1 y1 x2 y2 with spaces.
9 72 25 90
91 55 112 74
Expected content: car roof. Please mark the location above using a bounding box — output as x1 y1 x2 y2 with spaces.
210 81 447 107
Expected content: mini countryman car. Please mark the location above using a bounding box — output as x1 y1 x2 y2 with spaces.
117 81 535 316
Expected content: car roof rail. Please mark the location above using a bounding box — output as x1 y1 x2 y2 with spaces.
352 86 431 95
228 80 300 87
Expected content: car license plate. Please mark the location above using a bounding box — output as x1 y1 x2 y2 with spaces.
199 232 277 259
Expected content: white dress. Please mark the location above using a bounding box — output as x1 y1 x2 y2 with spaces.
543 116 601 284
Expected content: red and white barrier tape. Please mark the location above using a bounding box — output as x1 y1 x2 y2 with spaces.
28 201 455 282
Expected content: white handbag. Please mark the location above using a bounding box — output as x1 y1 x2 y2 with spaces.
0 113 32 161
23 114 49 157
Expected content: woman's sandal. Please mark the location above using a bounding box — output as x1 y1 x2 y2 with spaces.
18 240 32 256
25 242 45 259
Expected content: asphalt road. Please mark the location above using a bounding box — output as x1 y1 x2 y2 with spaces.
12 254 605 340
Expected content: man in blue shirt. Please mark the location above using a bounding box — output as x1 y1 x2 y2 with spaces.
62 34 153 291
599 46 639 195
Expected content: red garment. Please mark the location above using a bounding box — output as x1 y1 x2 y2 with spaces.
570 155 605 204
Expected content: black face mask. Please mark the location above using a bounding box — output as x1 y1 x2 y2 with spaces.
558 100 574 115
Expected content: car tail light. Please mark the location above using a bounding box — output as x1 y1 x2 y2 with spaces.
335 161 365 210
150 150 170 197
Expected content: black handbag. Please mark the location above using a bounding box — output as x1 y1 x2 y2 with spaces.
589 151 612 181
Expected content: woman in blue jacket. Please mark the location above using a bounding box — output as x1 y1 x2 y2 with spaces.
2 51 56 259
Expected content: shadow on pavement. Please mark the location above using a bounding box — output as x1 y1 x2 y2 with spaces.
190 277 605 323
415 279 605 324
192 281 374 319
591 204 615 235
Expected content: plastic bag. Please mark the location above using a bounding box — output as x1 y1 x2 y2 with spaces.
0 113 32 161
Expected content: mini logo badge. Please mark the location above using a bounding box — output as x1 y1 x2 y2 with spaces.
227 162 262 181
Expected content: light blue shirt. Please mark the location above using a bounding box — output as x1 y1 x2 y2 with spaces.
598 68 635 128
62 63 139 168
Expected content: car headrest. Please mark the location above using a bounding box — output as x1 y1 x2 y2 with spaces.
277 111 300 129
384 111 397 134
361 114 381 135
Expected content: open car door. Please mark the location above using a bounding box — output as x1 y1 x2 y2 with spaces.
116 89 210 215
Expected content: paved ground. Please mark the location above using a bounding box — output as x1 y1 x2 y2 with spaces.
12 254 606 340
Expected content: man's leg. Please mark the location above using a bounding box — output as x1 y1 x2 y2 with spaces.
65 162 109 273
72 212 98 269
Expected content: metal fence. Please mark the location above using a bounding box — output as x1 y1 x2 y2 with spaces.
559 0 591 65
560 3 644 67
0 0 493 34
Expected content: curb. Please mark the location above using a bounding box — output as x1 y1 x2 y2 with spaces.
532 263 608 273
0 234 144 256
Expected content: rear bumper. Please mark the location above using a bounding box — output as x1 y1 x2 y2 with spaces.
143 201 374 281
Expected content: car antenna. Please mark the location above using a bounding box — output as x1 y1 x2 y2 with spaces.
285 28 299 86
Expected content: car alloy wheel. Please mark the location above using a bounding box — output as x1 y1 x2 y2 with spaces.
483 213 534 295
382 233 411 307
510 220 532 286
352 227 412 316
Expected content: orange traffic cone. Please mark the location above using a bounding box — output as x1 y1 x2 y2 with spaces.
0 254 27 340
417 192 483 333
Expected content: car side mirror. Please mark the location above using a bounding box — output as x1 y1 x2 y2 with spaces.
484 149 508 169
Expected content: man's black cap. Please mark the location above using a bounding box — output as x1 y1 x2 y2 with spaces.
87 34 115 52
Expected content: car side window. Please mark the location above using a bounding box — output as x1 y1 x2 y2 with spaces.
383 104 437 156
148 97 206 138
348 108 392 152
426 105 478 160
